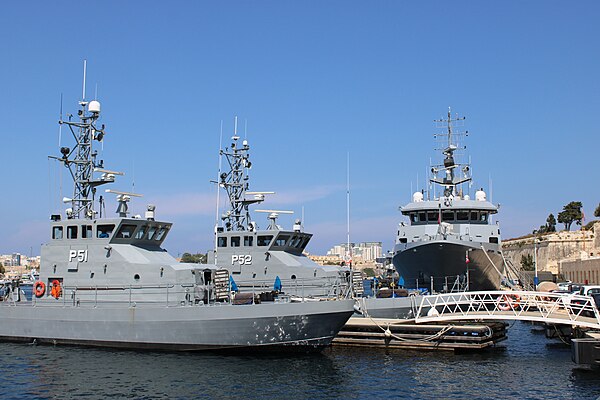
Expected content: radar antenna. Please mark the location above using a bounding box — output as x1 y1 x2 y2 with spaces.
255 210 294 231
214 118 274 231
50 62 118 220
105 189 143 217
430 107 471 197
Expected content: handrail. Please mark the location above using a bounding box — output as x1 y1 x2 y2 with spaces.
414 290 600 329
5 279 349 308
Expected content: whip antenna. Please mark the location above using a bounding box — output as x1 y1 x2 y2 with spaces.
82 59 87 101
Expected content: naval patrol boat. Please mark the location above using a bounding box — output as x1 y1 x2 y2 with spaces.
205 123 418 320
0 91 354 351
206 125 359 299
392 109 504 292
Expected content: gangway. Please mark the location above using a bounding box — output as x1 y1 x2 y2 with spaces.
414 291 600 329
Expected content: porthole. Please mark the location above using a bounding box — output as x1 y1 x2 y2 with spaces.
134 274 140 281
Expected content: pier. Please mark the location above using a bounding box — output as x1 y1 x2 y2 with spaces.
335 291 600 352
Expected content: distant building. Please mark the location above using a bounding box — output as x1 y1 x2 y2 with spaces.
326 242 382 263
308 255 343 265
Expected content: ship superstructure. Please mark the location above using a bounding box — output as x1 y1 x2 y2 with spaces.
0 74 354 351
207 123 357 298
392 109 504 292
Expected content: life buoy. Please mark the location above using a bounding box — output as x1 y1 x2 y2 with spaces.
34 281 46 298
498 294 520 311
50 280 62 299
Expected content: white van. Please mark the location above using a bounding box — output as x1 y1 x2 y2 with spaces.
579 285 600 296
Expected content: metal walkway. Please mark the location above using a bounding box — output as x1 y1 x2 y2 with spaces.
414 291 600 329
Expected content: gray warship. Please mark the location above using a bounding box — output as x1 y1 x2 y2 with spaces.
0 85 354 351
206 122 358 299
392 109 504 292
205 122 416 320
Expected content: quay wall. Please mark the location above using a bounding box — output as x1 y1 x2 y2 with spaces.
560 257 600 285
502 222 599 276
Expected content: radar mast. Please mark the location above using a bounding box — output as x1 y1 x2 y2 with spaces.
218 118 269 231
53 62 118 220
430 107 471 198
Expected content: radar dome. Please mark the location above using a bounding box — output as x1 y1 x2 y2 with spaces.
88 100 101 114
413 191 424 202
475 189 486 202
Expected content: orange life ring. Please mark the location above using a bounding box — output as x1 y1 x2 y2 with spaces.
50 280 62 299
34 281 46 298
498 294 520 311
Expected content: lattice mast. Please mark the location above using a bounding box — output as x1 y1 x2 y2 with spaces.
430 107 471 198
218 119 264 231
55 63 115 220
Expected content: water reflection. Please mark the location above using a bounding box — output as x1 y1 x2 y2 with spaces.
1 322 600 399
4 344 354 399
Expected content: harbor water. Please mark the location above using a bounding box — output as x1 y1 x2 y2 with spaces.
0 322 599 399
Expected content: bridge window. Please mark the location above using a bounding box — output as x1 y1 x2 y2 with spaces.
418 212 427 222
52 226 63 240
427 211 439 222
116 224 137 239
155 228 168 241
135 226 148 239
97 225 115 238
67 226 78 239
299 235 312 250
442 211 455 222
291 236 303 248
410 213 418 224
244 236 254 247
82 225 93 238
456 211 469 221
470 211 479 221
480 212 488 223
257 235 273 246
274 235 290 247
231 236 240 247
217 237 227 247
147 226 157 240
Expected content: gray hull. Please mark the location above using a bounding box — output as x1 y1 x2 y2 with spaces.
0 299 354 352
393 240 503 291
353 297 416 320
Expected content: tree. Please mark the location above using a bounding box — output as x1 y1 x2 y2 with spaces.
180 253 206 263
595 203 600 218
557 201 583 231
546 213 556 232
363 268 376 277
520 254 534 271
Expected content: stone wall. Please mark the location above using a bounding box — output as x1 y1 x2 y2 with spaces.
560 257 600 285
502 222 599 275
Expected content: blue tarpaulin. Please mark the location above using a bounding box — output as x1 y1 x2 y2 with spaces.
229 276 239 292
274 276 282 292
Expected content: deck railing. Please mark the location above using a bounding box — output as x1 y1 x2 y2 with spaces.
414 290 600 329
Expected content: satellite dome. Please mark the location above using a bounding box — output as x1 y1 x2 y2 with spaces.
475 189 486 201
413 191 424 202
88 100 101 114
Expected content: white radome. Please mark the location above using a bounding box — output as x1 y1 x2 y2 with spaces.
475 190 487 201
88 100 101 113
413 191 424 202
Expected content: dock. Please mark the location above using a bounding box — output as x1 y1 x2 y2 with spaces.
333 317 508 351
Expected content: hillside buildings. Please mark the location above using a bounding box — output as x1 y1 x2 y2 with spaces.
325 242 383 264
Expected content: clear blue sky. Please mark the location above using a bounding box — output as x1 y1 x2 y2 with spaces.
0 1 598 256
